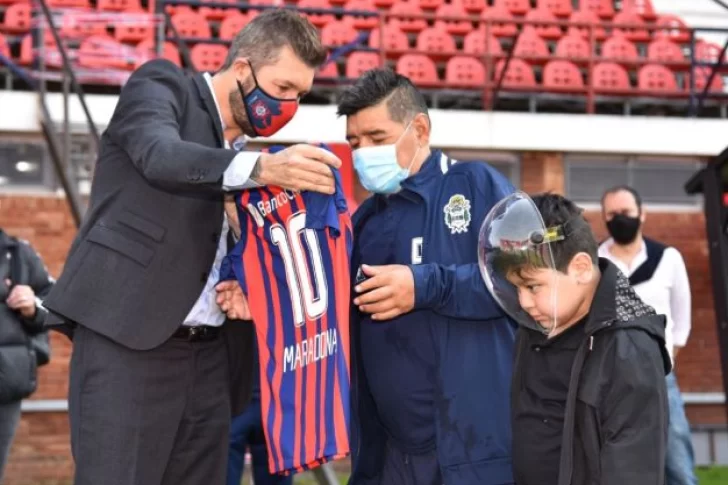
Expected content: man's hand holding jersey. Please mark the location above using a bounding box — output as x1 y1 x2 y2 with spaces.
353 264 415 321
215 281 251 320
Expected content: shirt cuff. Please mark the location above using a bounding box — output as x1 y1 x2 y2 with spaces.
222 151 262 191
408 264 431 310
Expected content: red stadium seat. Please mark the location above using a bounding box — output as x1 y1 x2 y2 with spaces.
494 58 536 89
199 0 237 22
115 21 153 44
612 11 650 43
638 64 678 93
696 40 726 64
568 10 607 41
0 33 9 58
47 0 89 8
2 4 32 34
321 20 358 47
463 29 503 57
601 35 638 62
219 13 253 41
19 33 58 65
591 62 630 93
190 43 228 72
170 12 211 39
445 56 486 87
543 60 584 91
435 4 473 36
513 28 550 60
136 39 181 67
343 0 378 31
297 0 335 28
494 0 529 16
368 25 409 55
418 0 443 11
622 0 657 22
388 3 428 33
480 7 518 38
537 0 572 18
646 39 684 64
460 0 486 14
416 27 456 58
372 0 395 9
690 67 724 93
345 51 381 78
654 15 690 44
578 0 613 19
97 0 142 11
396 54 439 87
78 35 135 70
524 8 562 40
555 33 590 60
316 61 339 78
62 19 108 40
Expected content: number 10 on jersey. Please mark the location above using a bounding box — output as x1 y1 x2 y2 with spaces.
270 212 328 327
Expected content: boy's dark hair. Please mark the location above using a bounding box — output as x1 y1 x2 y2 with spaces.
601 185 643 211
336 68 429 123
532 193 599 272
492 193 598 277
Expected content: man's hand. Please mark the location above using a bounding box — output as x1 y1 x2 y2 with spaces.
215 281 252 321
253 144 342 194
5 280 37 318
225 195 241 240
353 265 415 321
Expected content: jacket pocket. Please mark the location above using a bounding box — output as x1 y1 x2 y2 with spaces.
117 210 166 242
86 223 154 267
0 344 37 404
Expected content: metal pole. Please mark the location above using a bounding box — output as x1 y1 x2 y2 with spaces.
63 72 71 179
700 153 728 425
35 0 100 149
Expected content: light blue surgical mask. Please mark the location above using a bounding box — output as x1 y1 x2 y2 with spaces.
352 123 420 194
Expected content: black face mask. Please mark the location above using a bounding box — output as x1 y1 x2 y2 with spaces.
606 214 641 245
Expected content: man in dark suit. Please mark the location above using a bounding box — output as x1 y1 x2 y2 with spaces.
43 10 340 485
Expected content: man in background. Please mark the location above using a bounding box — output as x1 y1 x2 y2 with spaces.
599 186 697 485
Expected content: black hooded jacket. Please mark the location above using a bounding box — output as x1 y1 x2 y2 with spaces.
0 230 54 403
512 258 671 485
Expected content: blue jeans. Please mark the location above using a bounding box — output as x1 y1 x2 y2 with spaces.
227 396 292 485
665 372 698 485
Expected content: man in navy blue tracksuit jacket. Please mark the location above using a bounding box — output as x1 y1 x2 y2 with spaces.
338 69 517 485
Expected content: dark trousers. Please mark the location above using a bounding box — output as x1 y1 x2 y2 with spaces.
69 324 231 485
226 396 292 485
380 441 443 485
0 400 21 482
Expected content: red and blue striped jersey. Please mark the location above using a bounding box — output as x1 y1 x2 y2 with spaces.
220 170 352 476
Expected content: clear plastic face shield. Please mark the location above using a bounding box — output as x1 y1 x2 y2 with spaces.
478 192 565 336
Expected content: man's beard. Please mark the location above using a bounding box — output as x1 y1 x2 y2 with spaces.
228 75 255 137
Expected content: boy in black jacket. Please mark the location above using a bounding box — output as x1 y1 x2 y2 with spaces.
478 192 671 485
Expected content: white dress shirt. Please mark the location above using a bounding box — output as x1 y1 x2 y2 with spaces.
182 73 260 327
598 238 692 365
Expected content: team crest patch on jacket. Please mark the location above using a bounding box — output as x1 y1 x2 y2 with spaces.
443 194 472 234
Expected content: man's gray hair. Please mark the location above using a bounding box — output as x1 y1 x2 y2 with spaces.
221 9 327 71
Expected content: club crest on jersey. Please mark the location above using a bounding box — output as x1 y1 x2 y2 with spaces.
443 194 471 234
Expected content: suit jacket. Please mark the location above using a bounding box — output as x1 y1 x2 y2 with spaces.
44 59 255 414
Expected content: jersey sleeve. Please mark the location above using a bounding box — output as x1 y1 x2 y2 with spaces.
302 143 348 237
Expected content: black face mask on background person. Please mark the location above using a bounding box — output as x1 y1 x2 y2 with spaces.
606 214 641 245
